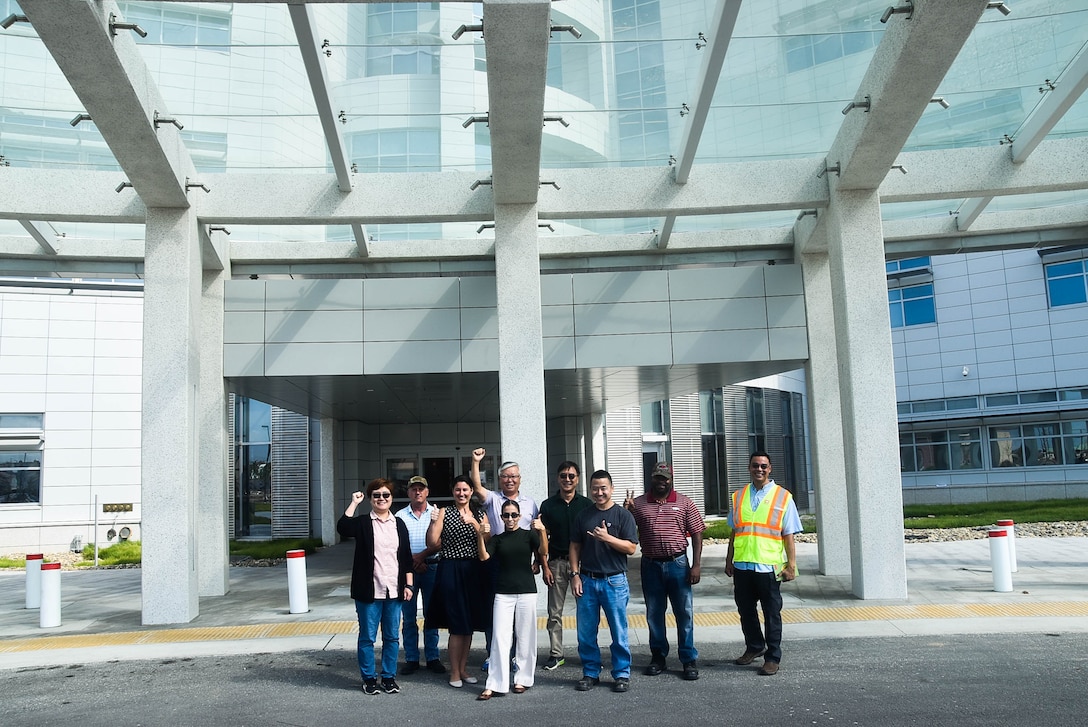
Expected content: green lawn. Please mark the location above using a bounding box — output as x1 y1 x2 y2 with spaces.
230 537 323 560
903 498 1088 529
703 498 1088 538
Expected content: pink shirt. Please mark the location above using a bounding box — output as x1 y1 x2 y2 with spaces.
370 512 400 599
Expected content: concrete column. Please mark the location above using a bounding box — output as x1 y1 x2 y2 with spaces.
319 417 337 546
493 202 548 505
197 261 230 597
141 207 202 624
825 188 907 599
799 251 851 576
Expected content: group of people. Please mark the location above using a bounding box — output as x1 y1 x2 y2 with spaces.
336 448 801 696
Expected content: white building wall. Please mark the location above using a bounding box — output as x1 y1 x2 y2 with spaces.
894 249 1088 503
0 288 143 553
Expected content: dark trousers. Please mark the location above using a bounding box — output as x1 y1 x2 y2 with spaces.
733 568 783 663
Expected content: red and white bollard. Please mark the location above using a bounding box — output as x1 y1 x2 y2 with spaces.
988 529 1013 593
287 549 309 614
995 519 1017 572
39 562 62 628
25 553 44 609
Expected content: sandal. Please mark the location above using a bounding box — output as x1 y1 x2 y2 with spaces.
476 690 494 701
512 685 528 694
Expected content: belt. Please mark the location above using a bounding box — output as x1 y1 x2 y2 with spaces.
424 557 440 564
645 552 685 563
582 569 623 579
549 554 568 560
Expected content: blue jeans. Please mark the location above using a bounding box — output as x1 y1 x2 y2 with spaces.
575 572 631 680
356 598 401 680
641 553 697 663
401 563 440 663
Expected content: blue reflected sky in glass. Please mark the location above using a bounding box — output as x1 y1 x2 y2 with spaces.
904 4 1088 152
694 0 883 165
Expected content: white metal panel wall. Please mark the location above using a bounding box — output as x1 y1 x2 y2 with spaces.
271 407 310 538
722 385 750 502
668 393 705 513
227 392 236 540
604 407 642 491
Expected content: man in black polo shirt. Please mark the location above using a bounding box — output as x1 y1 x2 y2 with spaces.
569 470 639 693
538 460 593 671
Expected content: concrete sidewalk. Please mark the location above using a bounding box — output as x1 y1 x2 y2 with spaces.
2 536 1087 670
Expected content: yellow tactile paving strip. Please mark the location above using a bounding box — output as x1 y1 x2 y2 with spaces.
4 601 1088 655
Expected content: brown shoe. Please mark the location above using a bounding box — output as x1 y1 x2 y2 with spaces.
758 660 780 676
734 648 766 665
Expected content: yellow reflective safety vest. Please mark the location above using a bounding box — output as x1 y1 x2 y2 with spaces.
730 482 791 565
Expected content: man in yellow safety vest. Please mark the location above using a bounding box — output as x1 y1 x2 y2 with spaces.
725 451 803 676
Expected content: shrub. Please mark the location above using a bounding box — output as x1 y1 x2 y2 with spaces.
79 540 142 566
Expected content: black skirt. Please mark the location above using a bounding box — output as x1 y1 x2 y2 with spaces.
425 558 493 635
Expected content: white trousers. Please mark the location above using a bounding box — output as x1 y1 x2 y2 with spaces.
485 592 538 692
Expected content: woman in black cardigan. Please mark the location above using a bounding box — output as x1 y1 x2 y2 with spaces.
337 478 414 695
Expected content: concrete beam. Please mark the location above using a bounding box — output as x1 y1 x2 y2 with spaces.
288 3 353 194
829 0 990 191
483 0 551 204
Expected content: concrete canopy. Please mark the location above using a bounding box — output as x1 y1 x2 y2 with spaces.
2 0 1087 424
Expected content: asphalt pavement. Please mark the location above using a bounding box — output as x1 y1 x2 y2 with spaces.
2 536 1087 725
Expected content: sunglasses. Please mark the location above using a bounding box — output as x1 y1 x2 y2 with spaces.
371 492 392 499
500 512 520 520
558 473 577 480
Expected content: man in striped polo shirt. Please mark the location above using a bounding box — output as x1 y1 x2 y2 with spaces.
624 462 705 681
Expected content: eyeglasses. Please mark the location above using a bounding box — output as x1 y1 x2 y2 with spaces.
500 512 520 520
558 473 577 480
371 492 392 499
500 474 520 480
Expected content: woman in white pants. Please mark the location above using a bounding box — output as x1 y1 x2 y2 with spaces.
470 500 549 699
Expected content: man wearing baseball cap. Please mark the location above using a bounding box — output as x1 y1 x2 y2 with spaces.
396 475 445 674
624 461 705 681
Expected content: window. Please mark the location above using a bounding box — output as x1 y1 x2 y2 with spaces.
900 428 982 473
116 3 231 50
235 398 272 537
611 0 669 164
886 257 930 274
1045 259 1088 307
359 3 441 78
350 129 440 173
889 283 936 328
784 19 880 73
641 401 666 434
1063 420 1088 465
990 424 1064 467
746 388 765 454
0 413 44 504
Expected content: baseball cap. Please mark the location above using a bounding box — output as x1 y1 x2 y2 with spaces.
651 462 673 480
407 476 429 487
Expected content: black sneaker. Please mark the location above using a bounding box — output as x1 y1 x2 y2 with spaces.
643 657 666 676
362 678 380 695
426 659 447 674
381 677 400 694
575 676 599 691
543 656 565 671
402 661 420 675
612 677 630 693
